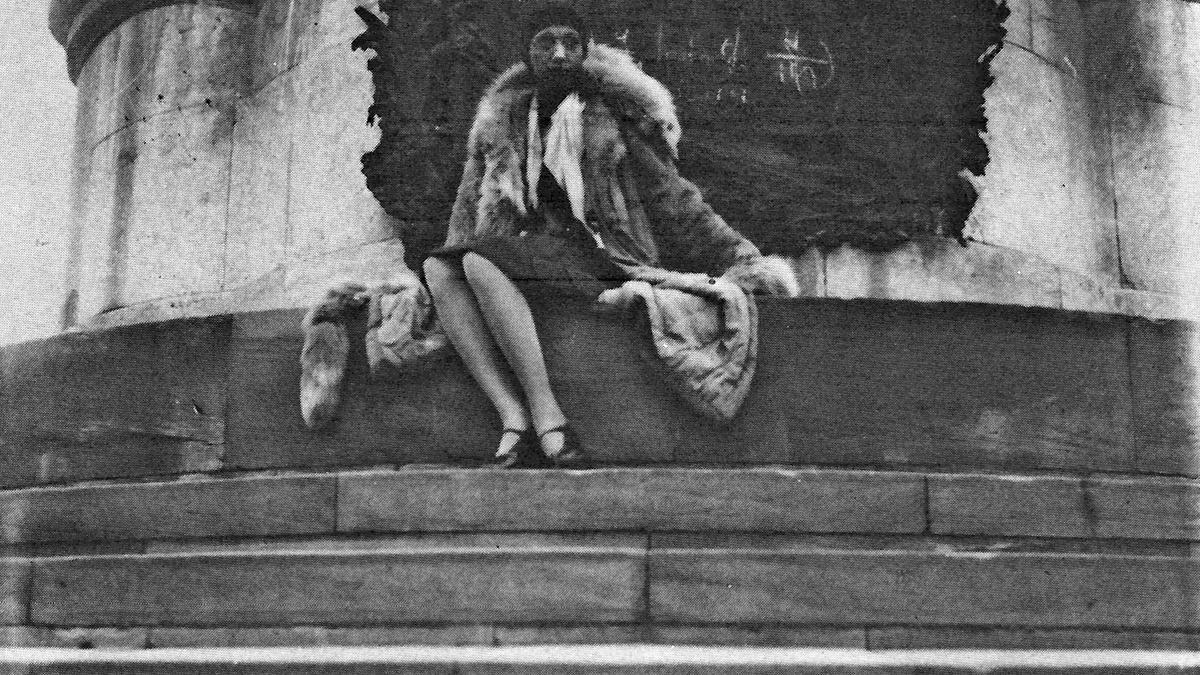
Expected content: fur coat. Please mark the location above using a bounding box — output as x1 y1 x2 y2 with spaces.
444 43 764 276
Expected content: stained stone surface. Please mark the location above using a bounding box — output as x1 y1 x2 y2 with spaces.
0 475 336 545
32 546 647 627
931 473 1200 541
337 468 926 534
1109 97 1200 295
61 0 399 324
1083 0 1200 296
0 626 150 649
867 626 1200 650
0 316 231 488
823 238 1062 308
649 547 1195 629
1130 318 1200 476
0 561 31 626
0 299 1164 483
928 474 1091 539
147 625 495 648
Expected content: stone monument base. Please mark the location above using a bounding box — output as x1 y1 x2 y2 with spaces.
0 299 1196 653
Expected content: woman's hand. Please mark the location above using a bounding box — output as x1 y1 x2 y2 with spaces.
721 255 801 297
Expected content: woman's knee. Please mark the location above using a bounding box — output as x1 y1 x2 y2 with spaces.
423 257 461 290
460 252 488 276
461 252 504 287
462 253 527 303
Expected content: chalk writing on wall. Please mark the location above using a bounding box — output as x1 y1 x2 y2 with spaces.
609 23 834 104
765 29 834 93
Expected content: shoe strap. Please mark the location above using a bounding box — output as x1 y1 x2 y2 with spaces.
537 424 569 439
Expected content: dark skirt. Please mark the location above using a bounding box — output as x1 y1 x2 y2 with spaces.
428 233 628 301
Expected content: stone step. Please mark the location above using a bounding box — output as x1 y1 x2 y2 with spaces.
3 646 1200 674
3 467 1200 552
32 539 647 629
21 533 1198 635
5 301 1181 487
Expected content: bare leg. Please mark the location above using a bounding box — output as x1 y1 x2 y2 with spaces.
423 257 530 457
460 252 569 456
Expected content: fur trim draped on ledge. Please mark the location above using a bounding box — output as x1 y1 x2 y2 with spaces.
299 255 796 429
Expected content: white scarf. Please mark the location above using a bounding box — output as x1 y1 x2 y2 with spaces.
526 92 586 224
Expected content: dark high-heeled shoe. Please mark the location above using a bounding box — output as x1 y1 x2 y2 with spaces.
491 428 549 469
538 424 589 469
491 429 530 469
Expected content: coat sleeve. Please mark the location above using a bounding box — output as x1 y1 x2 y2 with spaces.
442 141 485 248
623 130 761 275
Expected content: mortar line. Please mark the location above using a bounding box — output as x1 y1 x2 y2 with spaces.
23 556 39 629
820 249 828 297
332 468 341 535
1103 98 1134 290
219 110 238 292
642 531 653 641
1123 319 1140 472
922 474 933 534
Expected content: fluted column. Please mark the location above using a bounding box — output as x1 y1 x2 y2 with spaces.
50 0 404 328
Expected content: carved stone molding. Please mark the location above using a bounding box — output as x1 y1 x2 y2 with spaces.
49 0 253 82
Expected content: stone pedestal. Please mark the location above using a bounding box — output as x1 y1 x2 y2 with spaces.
28 1 1200 656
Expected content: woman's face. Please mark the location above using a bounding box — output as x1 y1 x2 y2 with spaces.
528 25 584 82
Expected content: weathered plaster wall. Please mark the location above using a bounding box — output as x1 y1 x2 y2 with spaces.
63 0 403 324
964 0 1200 307
963 0 1120 285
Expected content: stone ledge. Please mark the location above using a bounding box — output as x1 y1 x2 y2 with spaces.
336 467 927 535
819 237 1197 322
78 239 410 333
0 474 336 545
142 623 862 648
142 532 645 555
31 547 647 627
9 624 1200 651
930 473 1200 541
24 539 1200 632
868 626 1200 651
6 645 1200 674
9 457 1200 555
650 548 1200 629
71 237 1195 333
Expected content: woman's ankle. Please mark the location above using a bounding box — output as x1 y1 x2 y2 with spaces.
494 410 531 456
529 402 565 432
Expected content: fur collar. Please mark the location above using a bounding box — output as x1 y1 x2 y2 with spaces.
469 43 681 157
